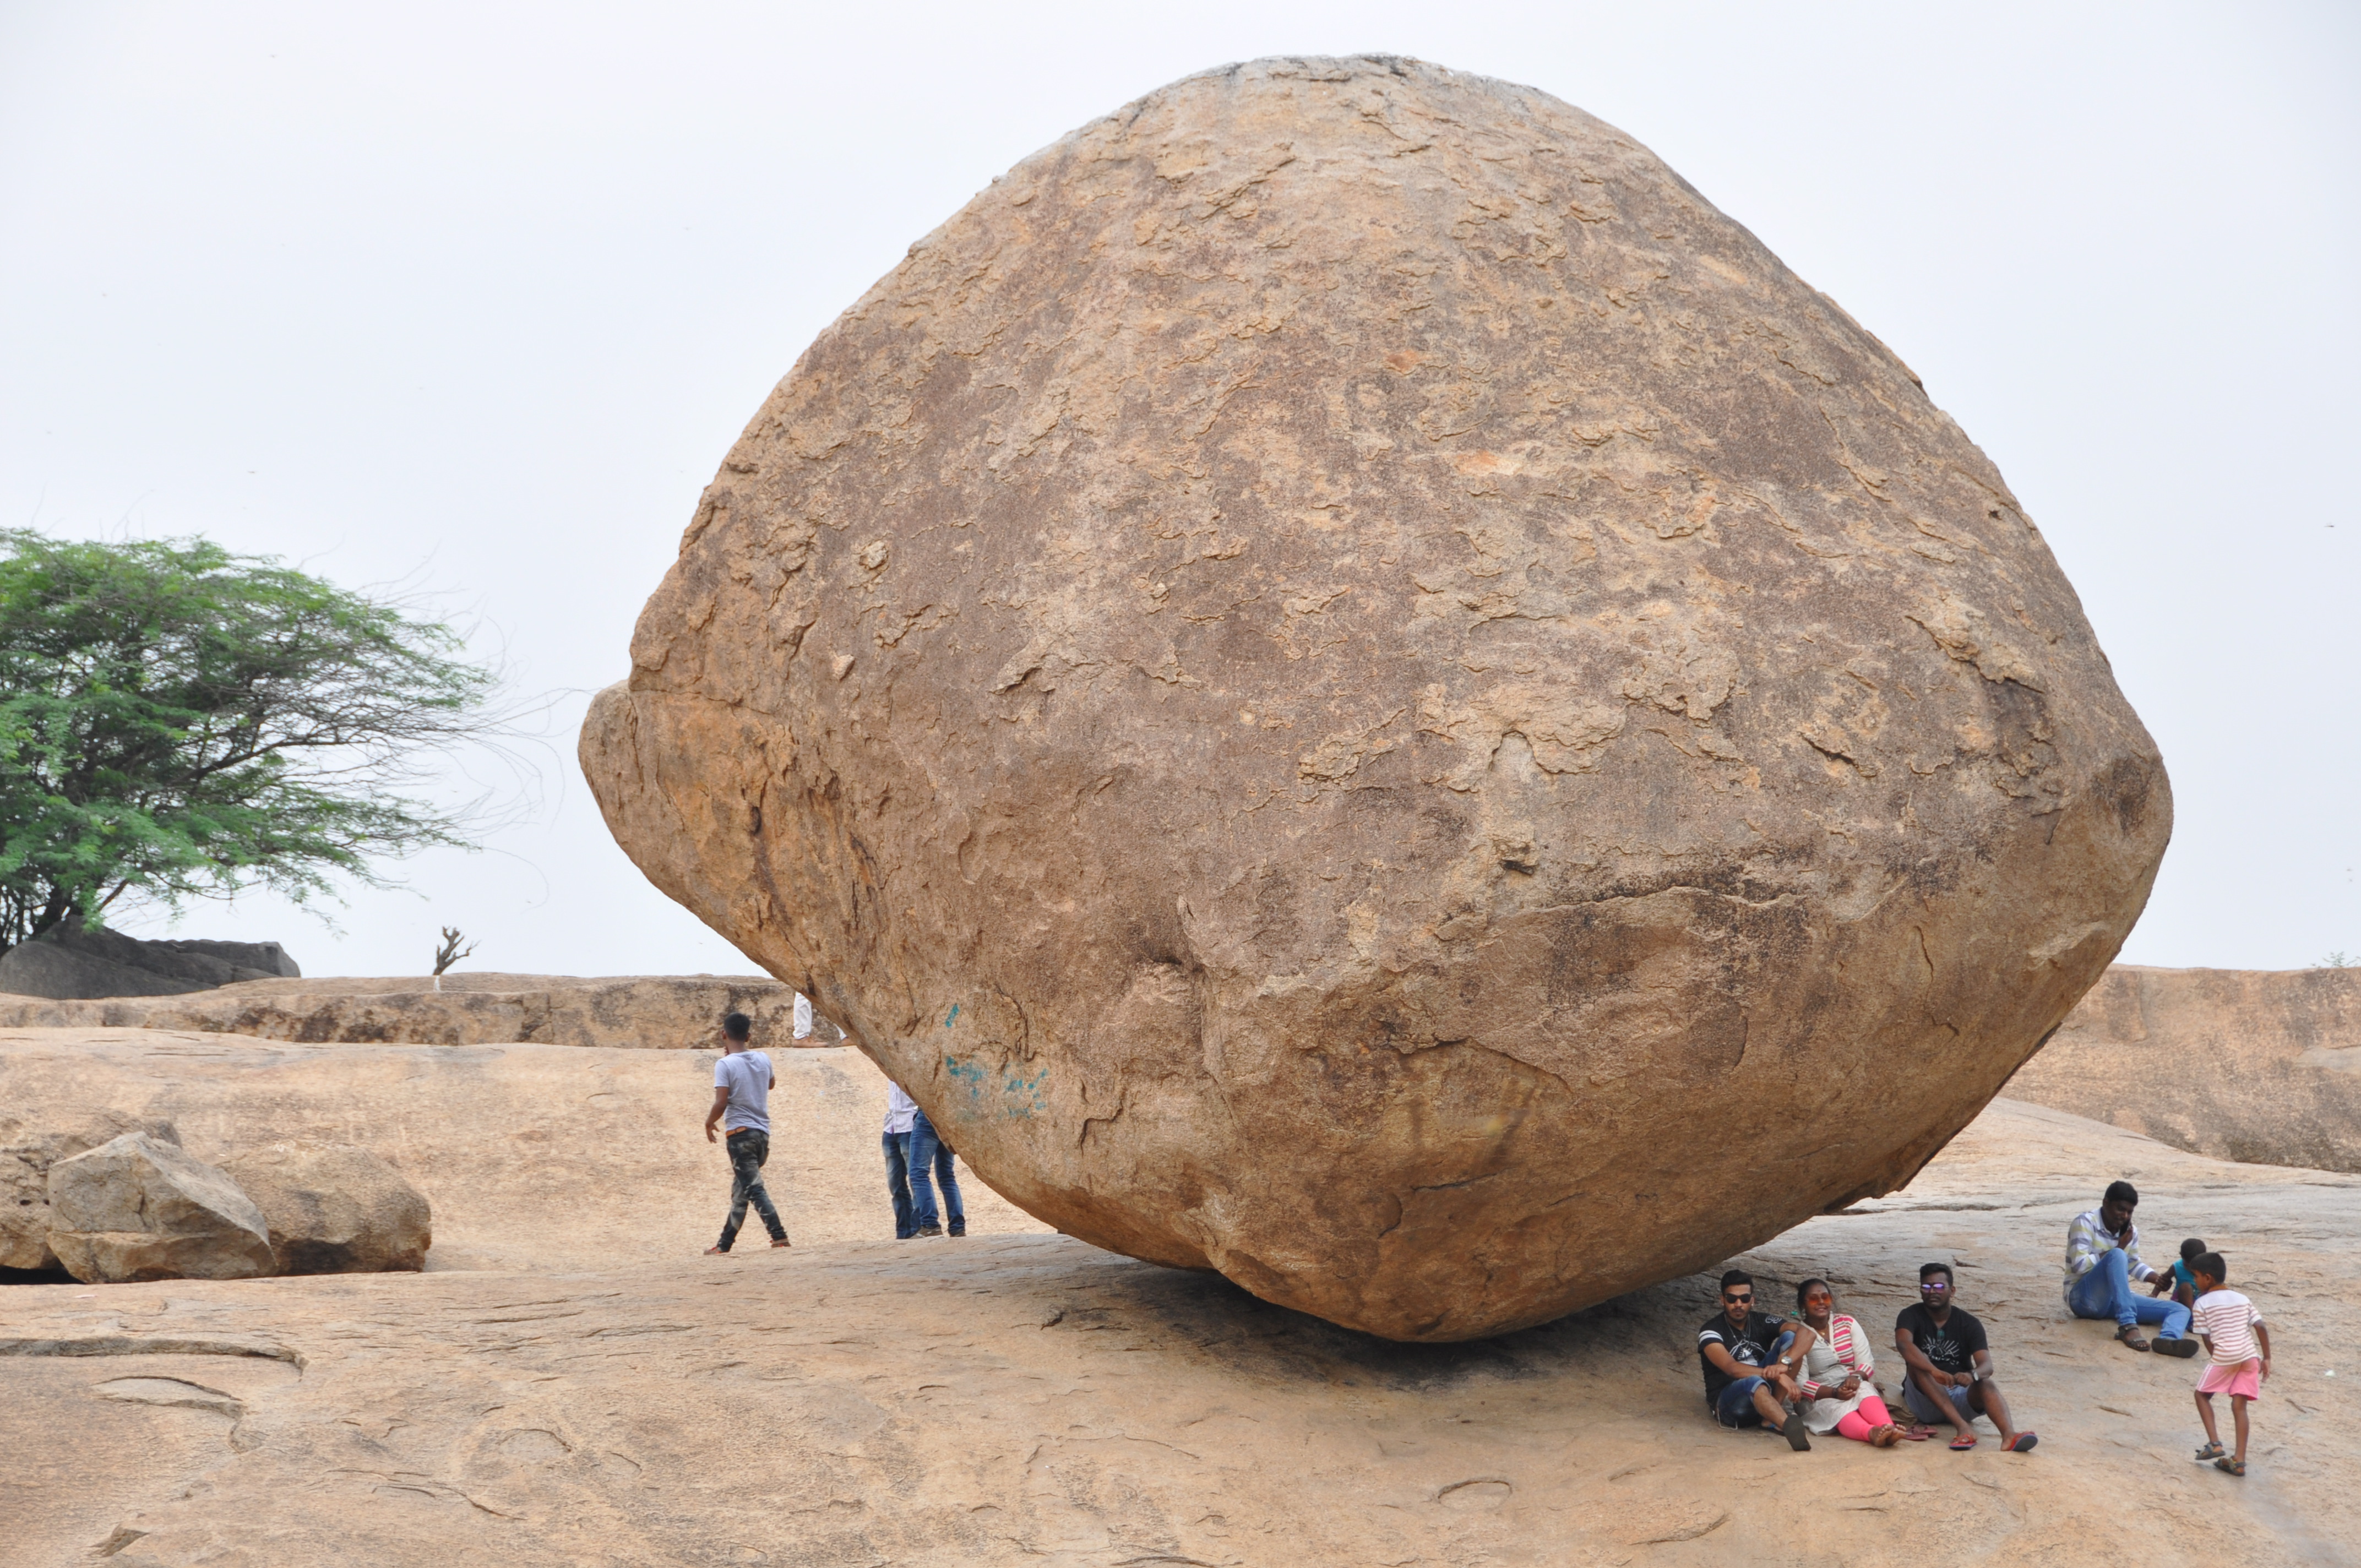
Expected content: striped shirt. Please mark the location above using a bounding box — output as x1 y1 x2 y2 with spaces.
2190 1289 2264 1367
2063 1208 2160 1302
1797 1313 1875 1400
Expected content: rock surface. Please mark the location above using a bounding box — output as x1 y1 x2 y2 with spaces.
2 1058 2350 1567
217 1142 431 1275
581 56 2170 1338
0 972 823 1050
2011 964 2361 1172
0 1110 179 1272
44 1133 275 1283
0 929 297 1000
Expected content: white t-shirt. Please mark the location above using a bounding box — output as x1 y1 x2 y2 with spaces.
715 1050 773 1134
2191 1288 2264 1366
884 1082 919 1135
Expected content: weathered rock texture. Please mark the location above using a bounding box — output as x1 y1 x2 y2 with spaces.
0 972 816 1050
581 56 2169 1339
0 928 297 1000
45 1133 275 1283
0 1110 179 1272
2011 964 2361 1172
218 1142 432 1275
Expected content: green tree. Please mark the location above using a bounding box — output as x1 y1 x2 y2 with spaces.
0 530 498 951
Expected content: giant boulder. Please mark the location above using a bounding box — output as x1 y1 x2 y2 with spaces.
46 1131 276 1282
580 56 2169 1340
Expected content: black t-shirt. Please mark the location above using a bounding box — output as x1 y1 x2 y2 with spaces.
1698 1309 1788 1401
1896 1304 1988 1375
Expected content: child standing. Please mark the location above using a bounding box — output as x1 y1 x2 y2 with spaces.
2189 1251 2271 1477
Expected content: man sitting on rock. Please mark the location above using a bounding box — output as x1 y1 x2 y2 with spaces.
1697 1269 1813 1450
1895 1262 2037 1452
2064 1180 2195 1354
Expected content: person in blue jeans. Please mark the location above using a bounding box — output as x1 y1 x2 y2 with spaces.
883 1081 920 1239
909 1106 966 1238
1695 1268 1813 1450
2063 1180 2196 1355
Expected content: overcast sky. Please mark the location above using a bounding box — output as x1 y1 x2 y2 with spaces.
2 2 2354 978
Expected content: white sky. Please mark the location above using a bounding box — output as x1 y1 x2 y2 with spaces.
2 2 2355 978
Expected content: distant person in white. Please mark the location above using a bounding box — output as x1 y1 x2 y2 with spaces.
884 1081 921 1239
703 1011 789 1254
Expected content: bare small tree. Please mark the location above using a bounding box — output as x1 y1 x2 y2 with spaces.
432 926 476 977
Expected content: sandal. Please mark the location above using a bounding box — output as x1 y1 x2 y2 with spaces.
2006 1433 2039 1453
1900 1426 1935 1442
1949 1434 1978 1451
2115 1326 2152 1352
2215 1456 2245 1477
2194 1441 2226 1463
703 1245 730 1255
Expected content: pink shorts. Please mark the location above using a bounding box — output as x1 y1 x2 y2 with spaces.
2197 1362 2262 1400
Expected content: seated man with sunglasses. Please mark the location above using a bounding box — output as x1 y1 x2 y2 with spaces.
1895 1262 2037 1452
1697 1269 1813 1450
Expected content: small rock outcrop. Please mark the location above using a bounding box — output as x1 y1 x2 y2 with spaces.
0 1109 180 1271
2010 964 2361 1172
0 972 815 1049
581 57 2169 1339
45 1131 276 1282
220 1141 432 1273
0 927 299 1000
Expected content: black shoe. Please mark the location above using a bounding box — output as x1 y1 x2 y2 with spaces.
948 1223 966 1237
1781 1413 1812 1451
916 1224 944 1238
2154 1336 2200 1358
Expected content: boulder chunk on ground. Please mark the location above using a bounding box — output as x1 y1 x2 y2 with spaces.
45 1131 275 1282
580 56 2169 1340
221 1141 431 1273
0 1110 179 1271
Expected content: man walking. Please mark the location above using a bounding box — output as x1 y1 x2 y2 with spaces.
883 1080 920 1240
2065 1180 2196 1354
703 1012 790 1255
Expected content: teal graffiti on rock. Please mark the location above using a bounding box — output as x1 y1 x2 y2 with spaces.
944 1003 960 1027
943 1054 1047 1119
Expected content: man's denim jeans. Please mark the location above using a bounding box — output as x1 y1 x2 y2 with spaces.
1711 1330 1797 1428
2068 1247 2191 1338
717 1129 787 1250
909 1109 965 1232
883 1131 916 1239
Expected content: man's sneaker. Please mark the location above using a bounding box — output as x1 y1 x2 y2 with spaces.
916 1224 944 1238
2153 1337 2199 1358
948 1223 966 1237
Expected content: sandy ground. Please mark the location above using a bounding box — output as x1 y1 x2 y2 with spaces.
3 1028 2354 1567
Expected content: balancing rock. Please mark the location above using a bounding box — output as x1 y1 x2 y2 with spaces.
581 56 2169 1339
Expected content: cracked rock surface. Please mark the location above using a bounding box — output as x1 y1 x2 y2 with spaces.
580 55 2168 1338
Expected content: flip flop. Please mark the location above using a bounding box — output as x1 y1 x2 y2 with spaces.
702 1245 729 1256
2153 1337 2199 1359
2215 1456 2246 1477
1949 1434 1978 1451
1899 1427 1935 1442
2006 1433 2039 1453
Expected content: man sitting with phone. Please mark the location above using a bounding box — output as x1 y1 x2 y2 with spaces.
1696 1268 1813 1451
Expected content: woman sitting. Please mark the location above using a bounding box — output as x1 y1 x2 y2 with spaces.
1788 1278 1906 1446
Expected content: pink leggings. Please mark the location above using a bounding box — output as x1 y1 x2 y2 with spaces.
1833 1395 1896 1442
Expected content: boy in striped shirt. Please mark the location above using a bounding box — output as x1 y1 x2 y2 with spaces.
2189 1250 2271 1477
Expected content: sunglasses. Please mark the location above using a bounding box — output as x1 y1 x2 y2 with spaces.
1922 1281 1952 1292
1722 1292 1753 1303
